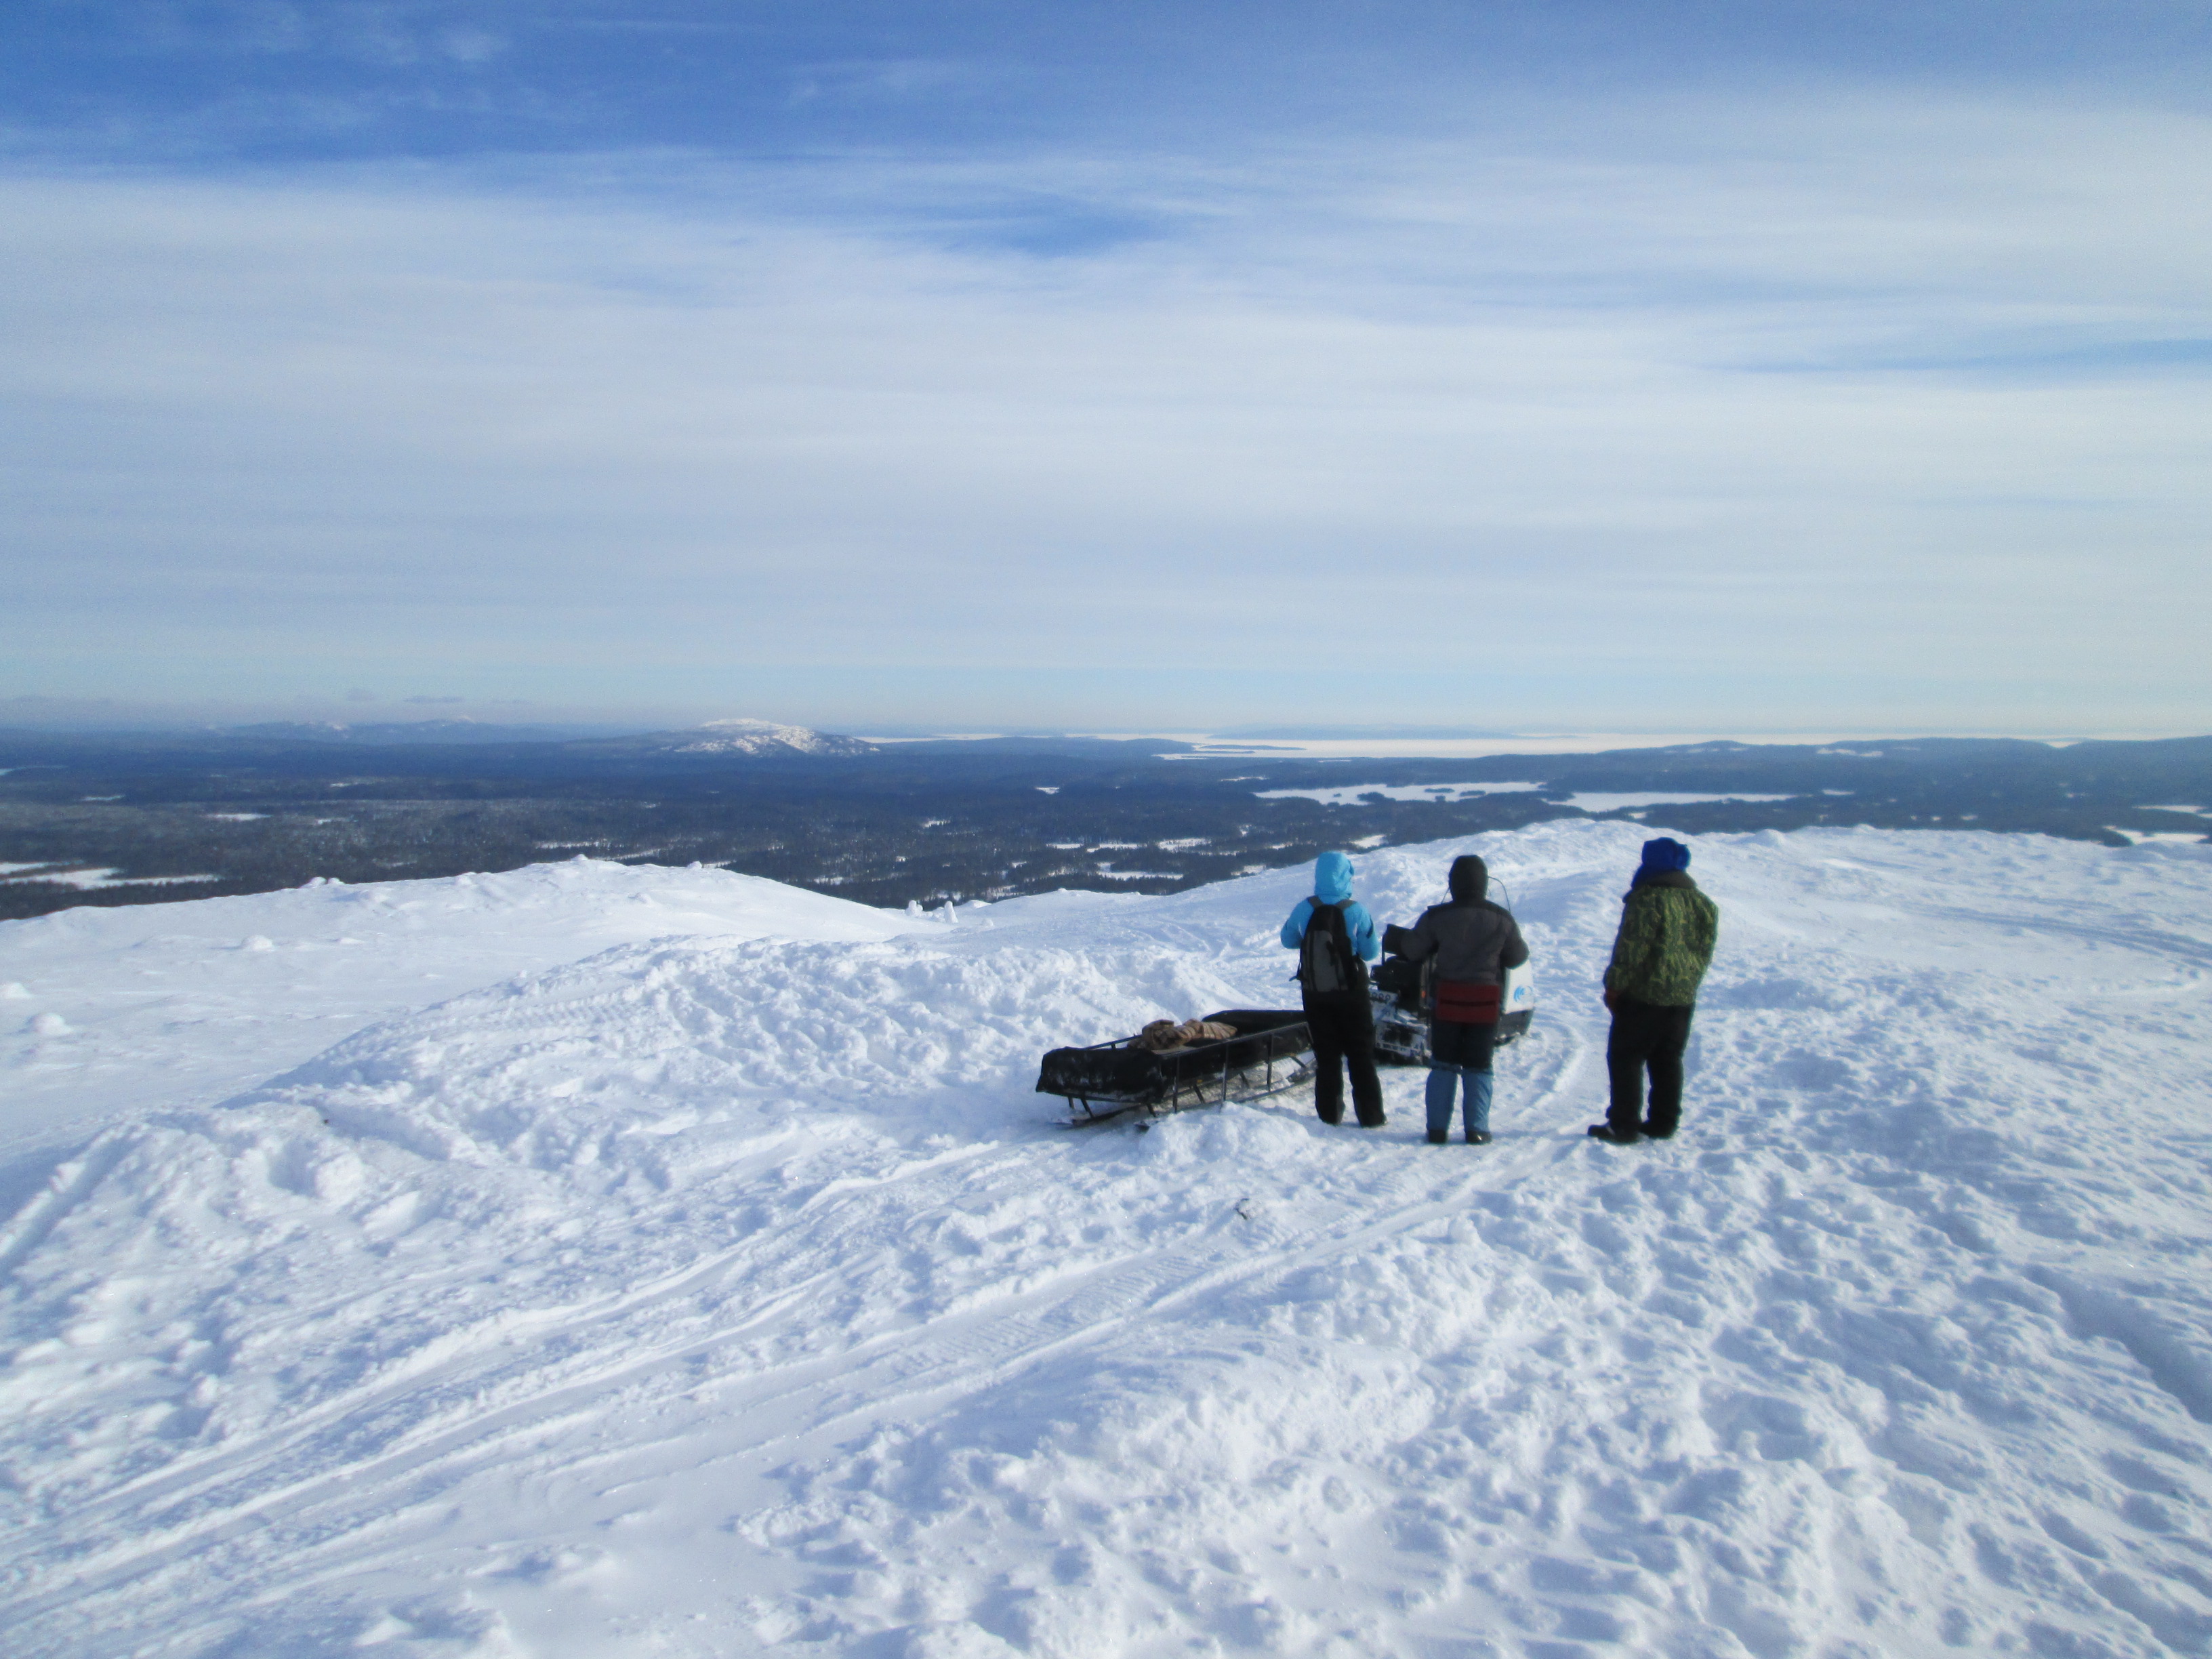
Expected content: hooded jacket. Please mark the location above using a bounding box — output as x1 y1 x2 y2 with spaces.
1279 851 1380 967
1398 855 1529 985
1605 860 1719 1006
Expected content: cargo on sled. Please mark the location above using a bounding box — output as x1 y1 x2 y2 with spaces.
1035 1009 1314 1125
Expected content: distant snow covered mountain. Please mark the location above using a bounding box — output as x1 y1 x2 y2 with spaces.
4 823 2211 1656
668 717 878 756
581 717 879 758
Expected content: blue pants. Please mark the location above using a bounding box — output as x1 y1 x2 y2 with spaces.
1426 1019 1497 1138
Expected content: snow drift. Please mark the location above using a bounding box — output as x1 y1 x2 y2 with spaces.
3 822 2210 1658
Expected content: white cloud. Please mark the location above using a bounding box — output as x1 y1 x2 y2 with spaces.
1 89 2208 726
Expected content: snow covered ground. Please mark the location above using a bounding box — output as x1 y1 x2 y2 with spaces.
0 860 917 1158
3 823 2211 1658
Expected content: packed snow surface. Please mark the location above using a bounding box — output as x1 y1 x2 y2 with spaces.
4 823 2212 1659
0 859 914 1158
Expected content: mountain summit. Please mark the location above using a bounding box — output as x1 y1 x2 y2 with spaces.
6 823 2208 1655
644 718 877 758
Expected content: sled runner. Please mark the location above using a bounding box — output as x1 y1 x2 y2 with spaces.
1370 943 1538 1067
1036 1009 1315 1125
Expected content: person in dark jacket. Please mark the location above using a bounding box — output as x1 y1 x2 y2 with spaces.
1280 851 1384 1128
1589 837 1720 1144
1395 853 1529 1144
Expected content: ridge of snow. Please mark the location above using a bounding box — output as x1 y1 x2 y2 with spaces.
0 856 916 1157
3 823 2211 1656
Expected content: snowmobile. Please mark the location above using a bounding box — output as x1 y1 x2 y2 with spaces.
1370 928 1537 1066
1035 1009 1315 1125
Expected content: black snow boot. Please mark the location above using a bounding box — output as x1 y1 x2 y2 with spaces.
1466 1130 1492 1145
1587 1124 1639 1144
1427 1128 1450 1145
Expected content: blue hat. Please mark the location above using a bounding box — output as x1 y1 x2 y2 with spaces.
1639 837 1691 873
1313 850 1355 902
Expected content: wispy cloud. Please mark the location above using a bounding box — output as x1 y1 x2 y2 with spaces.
2 81 2207 727
124 1 503 61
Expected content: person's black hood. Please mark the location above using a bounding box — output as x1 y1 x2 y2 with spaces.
1448 854 1489 904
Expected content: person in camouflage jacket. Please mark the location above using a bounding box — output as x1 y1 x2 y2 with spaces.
1589 837 1720 1144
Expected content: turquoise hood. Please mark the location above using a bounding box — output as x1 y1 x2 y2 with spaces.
1313 851 1355 903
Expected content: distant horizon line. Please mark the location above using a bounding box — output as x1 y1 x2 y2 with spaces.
4 712 2209 755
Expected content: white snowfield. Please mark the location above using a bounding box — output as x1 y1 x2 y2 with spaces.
0 860 918 1158
2 823 2209 1659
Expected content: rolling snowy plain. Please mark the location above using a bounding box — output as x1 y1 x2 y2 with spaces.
3 821 2210 1658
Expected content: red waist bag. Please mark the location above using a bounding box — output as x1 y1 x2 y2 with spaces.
1434 979 1502 1025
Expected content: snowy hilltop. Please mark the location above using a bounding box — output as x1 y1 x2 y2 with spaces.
651 717 878 757
540 716 878 760
3 821 2211 1657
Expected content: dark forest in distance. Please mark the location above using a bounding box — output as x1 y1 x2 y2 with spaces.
2 729 2207 923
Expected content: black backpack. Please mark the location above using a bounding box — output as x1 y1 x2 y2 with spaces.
1299 899 1368 996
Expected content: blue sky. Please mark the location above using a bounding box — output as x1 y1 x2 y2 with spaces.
5 2 2210 733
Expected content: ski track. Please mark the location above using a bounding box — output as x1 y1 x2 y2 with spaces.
2 822 2211 1658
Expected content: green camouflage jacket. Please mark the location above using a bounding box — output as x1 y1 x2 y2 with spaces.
1603 872 1719 1006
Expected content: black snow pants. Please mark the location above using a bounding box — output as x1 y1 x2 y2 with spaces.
1305 992 1384 1128
1605 996 1696 1139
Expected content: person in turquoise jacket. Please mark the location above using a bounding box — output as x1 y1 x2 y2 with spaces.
1278 851 1380 959
1281 851 1385 1127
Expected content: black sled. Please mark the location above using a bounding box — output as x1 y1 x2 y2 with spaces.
1035 1009 1315 1125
